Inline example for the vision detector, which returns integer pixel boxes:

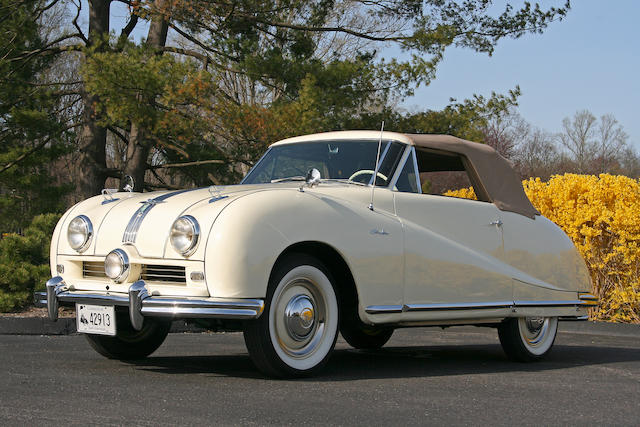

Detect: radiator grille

[141,265,186,283]
[82,261,106,278]
[82,261,186,284]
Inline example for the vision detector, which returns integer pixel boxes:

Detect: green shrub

[0,213,60,312]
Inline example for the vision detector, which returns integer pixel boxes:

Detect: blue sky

[399,0,640,148]
[107,1,639,147]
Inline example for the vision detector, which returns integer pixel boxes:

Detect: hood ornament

[101,188,119,204]
[208,185,228,203]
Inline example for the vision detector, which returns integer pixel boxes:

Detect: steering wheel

[348,169,388,184]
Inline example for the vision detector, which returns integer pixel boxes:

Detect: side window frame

[389,145,422,194]
[408,147,492,203]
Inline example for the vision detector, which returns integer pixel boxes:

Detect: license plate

[76,304,116,336]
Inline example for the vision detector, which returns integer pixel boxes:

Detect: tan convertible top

[405,134,539,219]
[272,130,539,219]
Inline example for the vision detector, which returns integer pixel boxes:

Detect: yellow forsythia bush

[445,174,640,323]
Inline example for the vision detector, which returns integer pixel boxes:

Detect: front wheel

[243,254,339,378]
[84,310,171,360]
[498,316,558,362]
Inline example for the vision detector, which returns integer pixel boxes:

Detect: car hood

[57,184,267,259]
[56,182,373,260]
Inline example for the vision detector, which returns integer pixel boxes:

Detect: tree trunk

[76,0,111,199]
[121,122,151,192]
[121,0,169,192]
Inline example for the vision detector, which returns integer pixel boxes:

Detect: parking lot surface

[1,324,639,425]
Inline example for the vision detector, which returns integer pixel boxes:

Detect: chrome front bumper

[42,276,264,331]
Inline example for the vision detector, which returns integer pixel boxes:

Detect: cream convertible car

[43,131,596,377]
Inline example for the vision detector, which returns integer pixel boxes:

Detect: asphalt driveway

[1,323,639,425]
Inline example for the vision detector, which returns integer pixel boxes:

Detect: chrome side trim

[364,305,403,314]
[559,315,589,321]
[366,299,594,315]
[44,278,264,325]
[513,300,585,307]
[405,301,514,311]
[578,292,598,306]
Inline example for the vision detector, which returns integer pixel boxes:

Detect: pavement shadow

[127,343,640,381]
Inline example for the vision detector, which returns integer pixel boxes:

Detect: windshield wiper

[270,176,305,183]
[323,178,367,186]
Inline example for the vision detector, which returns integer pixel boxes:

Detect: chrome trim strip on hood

[122,188,199,244]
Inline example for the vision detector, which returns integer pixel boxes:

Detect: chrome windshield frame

[389,145,422,194]
[240,140,408,187]
[240,148,272,184]
[366,141,392,186]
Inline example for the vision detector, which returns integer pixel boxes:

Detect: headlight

[170,215,200,256]
[104,249,129,282]
[67,215,93,252]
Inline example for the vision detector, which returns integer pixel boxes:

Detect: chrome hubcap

[272,278,327,359]
[521,316,549,346]
[525,316,545,334]
[284,294,316,341]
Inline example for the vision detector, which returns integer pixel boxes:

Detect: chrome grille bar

[141,265,186,283]
[82,261,106,278]
[82,261,187,284]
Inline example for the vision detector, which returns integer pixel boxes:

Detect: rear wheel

[243,254,339,378]
[341,320,393,349]
[498,316,558,362]
[84,310,171,360]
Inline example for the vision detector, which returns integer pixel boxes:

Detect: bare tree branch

[108,126,129,145]
[71,0,89,45]
[149,159,225,169]
[0,122,80,174]
[120,11,139,40]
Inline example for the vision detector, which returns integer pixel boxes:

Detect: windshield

[242,140,406,186]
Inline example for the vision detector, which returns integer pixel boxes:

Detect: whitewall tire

[243,254,339,377]
[498,316,558,362]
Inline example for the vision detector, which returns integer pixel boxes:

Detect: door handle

[489,220,503,227]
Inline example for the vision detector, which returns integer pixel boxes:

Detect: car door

[392,147,513,313]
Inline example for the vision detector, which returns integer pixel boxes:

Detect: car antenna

[368,121,384,211]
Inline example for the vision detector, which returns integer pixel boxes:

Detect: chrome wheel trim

[517,316,558,356]
[269,265,338,371]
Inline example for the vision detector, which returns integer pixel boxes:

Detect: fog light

[104,249,130,283]
[56,264,64,274]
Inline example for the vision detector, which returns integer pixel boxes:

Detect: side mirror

[305,168,321,187]
[299,168,321,192]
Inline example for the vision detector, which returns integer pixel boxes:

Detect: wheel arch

[271,241,360,322]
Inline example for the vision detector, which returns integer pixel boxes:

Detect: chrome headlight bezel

[104,249,130,283]
[67,215,93,252]
[170,215,200,257]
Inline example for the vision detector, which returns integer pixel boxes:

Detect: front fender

[203,188,404,311]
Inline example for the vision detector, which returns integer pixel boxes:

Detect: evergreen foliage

[0,213,59,312]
